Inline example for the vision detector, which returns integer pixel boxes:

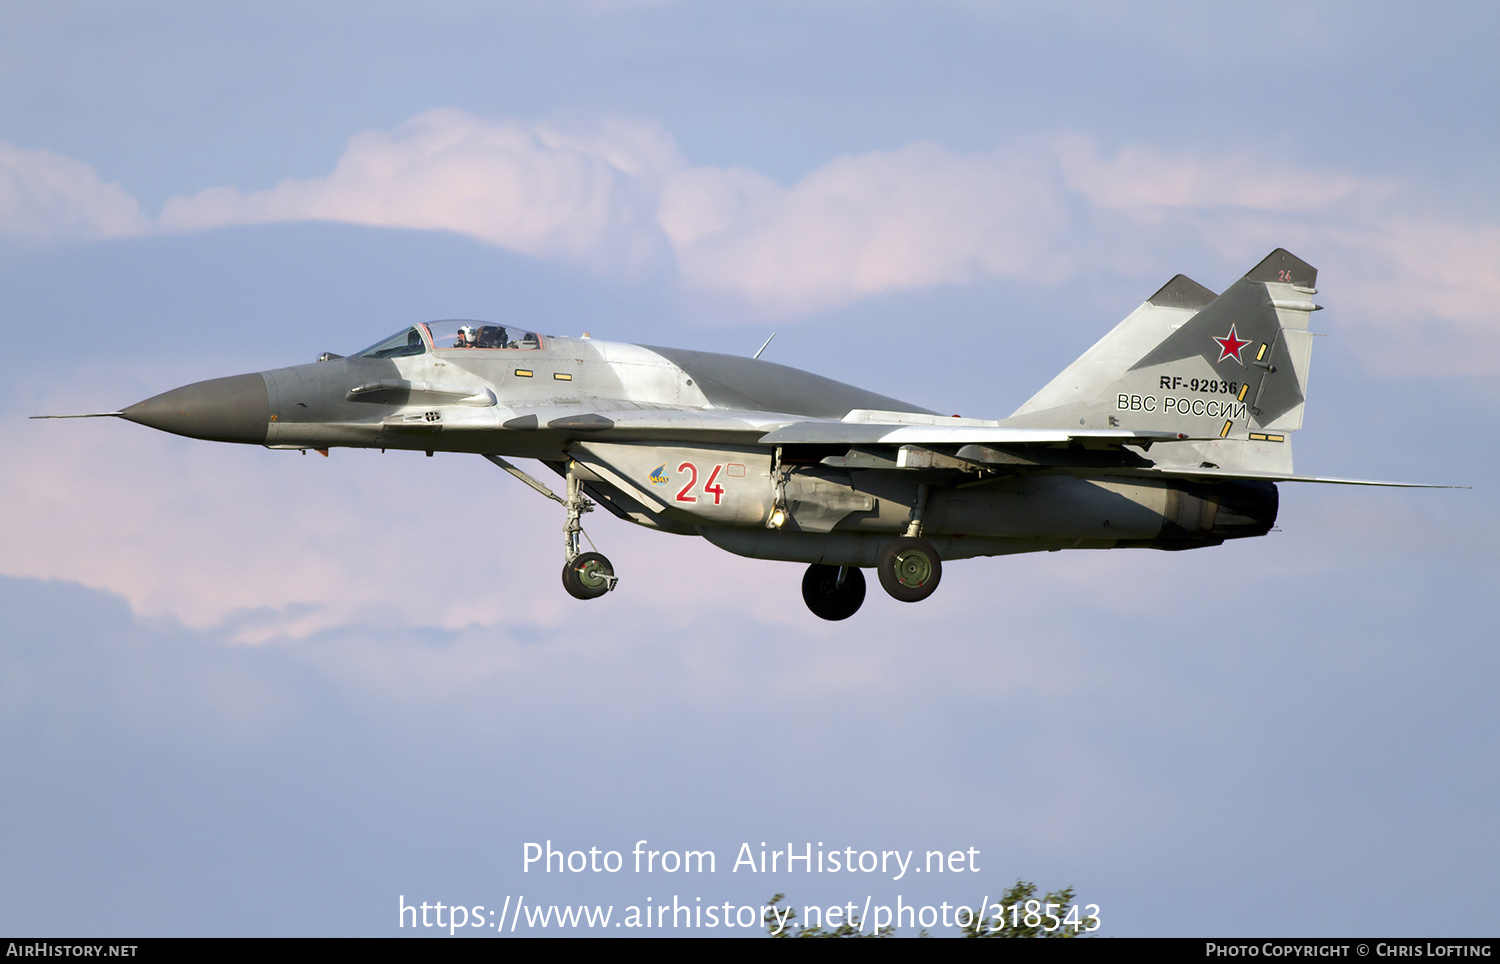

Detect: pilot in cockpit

[475,325,510,349]
[454,325,477,348]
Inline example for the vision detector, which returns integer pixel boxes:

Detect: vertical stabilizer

[1005,250,1321,475]
[1012,273,1218,417]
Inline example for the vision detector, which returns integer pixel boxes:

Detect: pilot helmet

[457,325,476,346]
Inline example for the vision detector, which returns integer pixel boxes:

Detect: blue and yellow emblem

[648,464,669,485]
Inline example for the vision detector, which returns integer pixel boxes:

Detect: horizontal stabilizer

[760,421,1179,447]
[1142,467,1464,488]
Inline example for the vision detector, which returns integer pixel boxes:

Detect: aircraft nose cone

[122,373,271,443]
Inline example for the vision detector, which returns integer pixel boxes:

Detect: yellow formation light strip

[554,372,573,381]
[514,369,533,377]
[1220,420,1233,438]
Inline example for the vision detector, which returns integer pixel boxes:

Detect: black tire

[801,564,866,621]
[877,537,942,602]
[562,552,615,600]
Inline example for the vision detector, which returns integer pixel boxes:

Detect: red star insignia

[1213,324,1251,364]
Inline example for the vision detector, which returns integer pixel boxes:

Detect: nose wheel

[877,537,942,602]
[563,552,616,599]
[802,564,866,620]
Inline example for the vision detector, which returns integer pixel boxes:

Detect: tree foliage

[763,893,893,938]
[959,880,1086,939]
[764,880,1095,938]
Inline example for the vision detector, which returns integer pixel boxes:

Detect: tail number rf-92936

[1158,376,1242,394]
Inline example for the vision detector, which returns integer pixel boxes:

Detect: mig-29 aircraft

[41,249,1433,619]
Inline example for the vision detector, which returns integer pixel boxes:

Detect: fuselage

[96,246,1353,618]
[119,320,1276,570]
[122,324,929,459]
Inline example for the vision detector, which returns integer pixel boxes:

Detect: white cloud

[151,112,1080,313]
[153,113,1078,313]
[148,110,1491,357]
[661,143,1074,313]
[1322,220,1500,375]
[7,112,1499,371]
[1054,135,1388,214]
[157,109,685,272]
[0,143,150,244]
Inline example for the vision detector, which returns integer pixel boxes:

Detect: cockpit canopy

[429,320,543,351]
[355,327,427,359]
[355,321,546,359]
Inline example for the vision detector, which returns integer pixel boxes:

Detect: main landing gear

[800,484,943,619]
[802,565,866,621]
[800,536,943,620]
[879,483,941,603]
[483,454,617,601]
[877,536,942,603]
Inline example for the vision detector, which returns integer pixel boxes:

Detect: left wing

[439,403,808,442]
[754,410,1453,487]
[759,422,1179,447]
[761,407,1178,446]
[449,403,1455,489]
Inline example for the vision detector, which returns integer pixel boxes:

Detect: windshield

[426,320,544,351]
[355,327,427,359]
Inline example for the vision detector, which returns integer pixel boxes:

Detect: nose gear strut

[482,454,617,599]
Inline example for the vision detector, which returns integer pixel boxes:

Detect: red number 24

[675,462,726,505]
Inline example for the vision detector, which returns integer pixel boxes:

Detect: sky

[1,1,1496,938]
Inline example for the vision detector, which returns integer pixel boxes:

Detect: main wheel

[877,537,942,602]
[562,552,615,600]
[801,564,866,621]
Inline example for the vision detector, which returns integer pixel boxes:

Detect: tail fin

[1006,249,1319,474]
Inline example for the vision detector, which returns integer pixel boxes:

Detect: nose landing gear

[484,454,617,601]
[558,463,616,599]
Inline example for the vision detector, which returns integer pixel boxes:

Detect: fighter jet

[40,249,1440,619]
